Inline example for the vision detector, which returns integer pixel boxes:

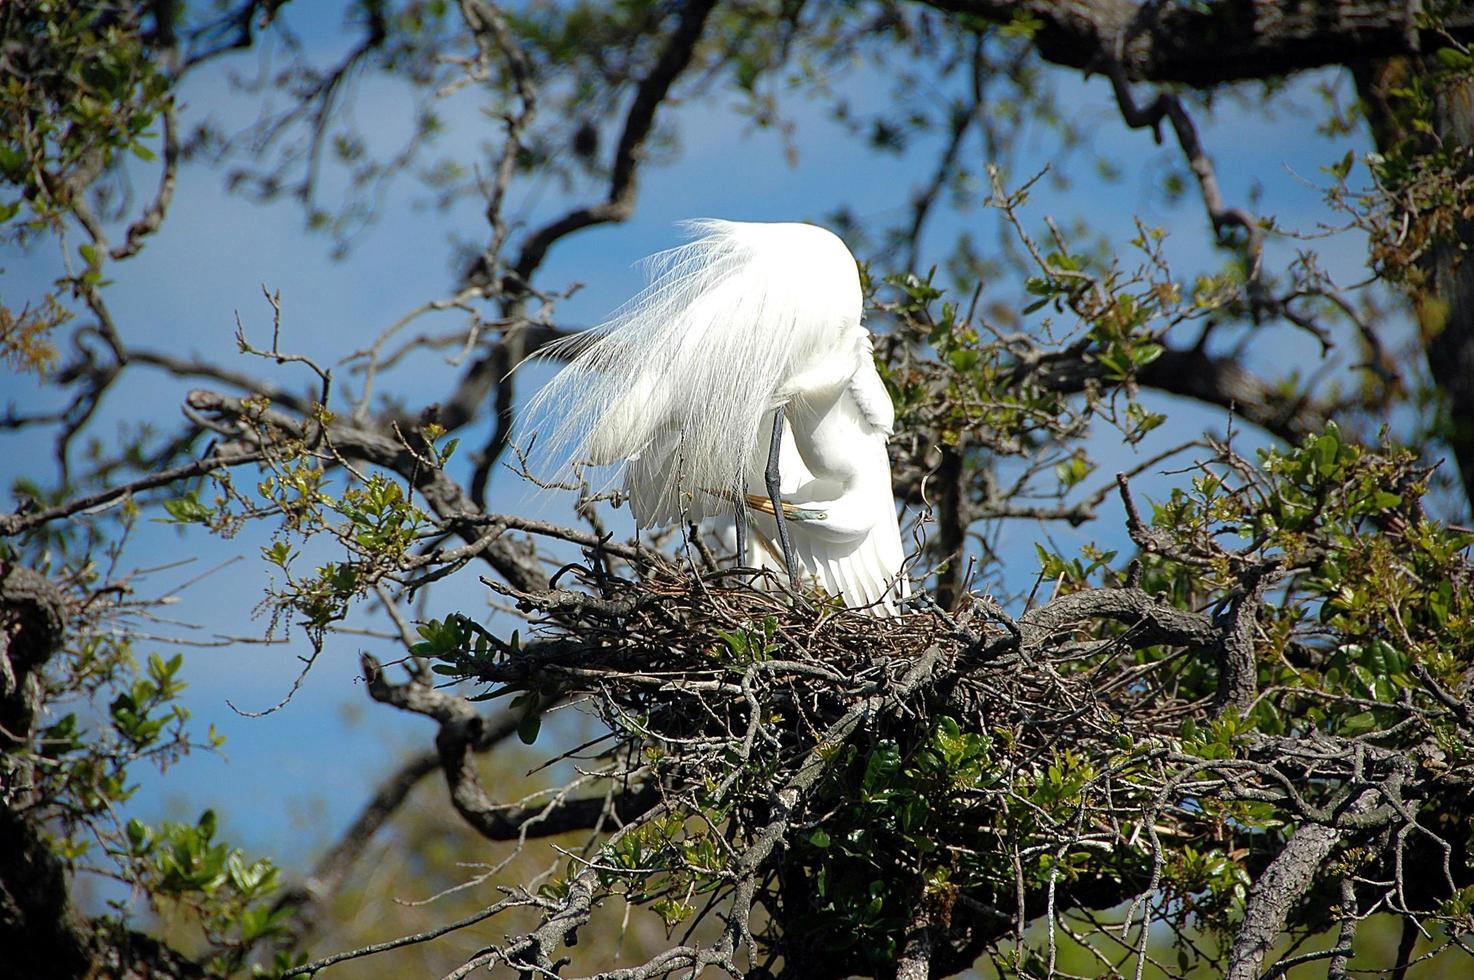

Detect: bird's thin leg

[733,489,748,568]
[766,409,802,590]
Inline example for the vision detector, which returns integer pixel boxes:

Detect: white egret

[525,219,910,616]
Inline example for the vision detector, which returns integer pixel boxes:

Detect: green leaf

[1435,46,1474,71]
[862,742,901,792]
[160,492,212,525]
[517,711,541,745]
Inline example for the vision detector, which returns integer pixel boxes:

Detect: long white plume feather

[522,219,864,526]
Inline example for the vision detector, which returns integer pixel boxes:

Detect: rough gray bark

[1225,820,1346,980]
[933,442,967,610]
[0,806,95,980]
[895,887,939,980]
[918,1,1474,87]
[0,563,66,807]
[0,565,90,979]
[1424,77,1474,504]
[1355,60,1474,506]
[1,565,209,979]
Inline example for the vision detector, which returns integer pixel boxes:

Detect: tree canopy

[3,1,1474,978]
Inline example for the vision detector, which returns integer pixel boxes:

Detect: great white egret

[525,219,910,616]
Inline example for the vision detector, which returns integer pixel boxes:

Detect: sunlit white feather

[523,219,909,616]
[528,220,861,517]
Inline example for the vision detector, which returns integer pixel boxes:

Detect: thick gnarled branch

[918,0,1474,87]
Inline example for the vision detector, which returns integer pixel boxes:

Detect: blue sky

[1,7,1386,894]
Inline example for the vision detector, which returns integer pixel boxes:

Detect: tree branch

[508,0,721,285]
[0,445,266,538]
[1226,818,1348,980]
[1212,567,1270,716]
[1014,586,1219,653]
[362,654,656,841]
[1100,55,1267,303]
[1137,345,1324,442]
[915,0,1474,87]
[896,886,938,980]
[183,389,547,592]
[110,99,180,261]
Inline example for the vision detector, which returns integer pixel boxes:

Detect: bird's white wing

[770,498,909,616]
[520,220,864,520]
[623,424,749,527]
[518,219,908,615]
[846,337,895,436]
[746,385,909,616]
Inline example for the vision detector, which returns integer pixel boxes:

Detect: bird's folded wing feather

[846,354,895,436]
[745,392,909,616]
[746,500,909,617]
[794,507,910,615]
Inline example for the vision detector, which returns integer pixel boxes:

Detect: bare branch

[0,447,265,538]
[1100,57,1266,304]
[110,101,180,261]
[508,0,721,286]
